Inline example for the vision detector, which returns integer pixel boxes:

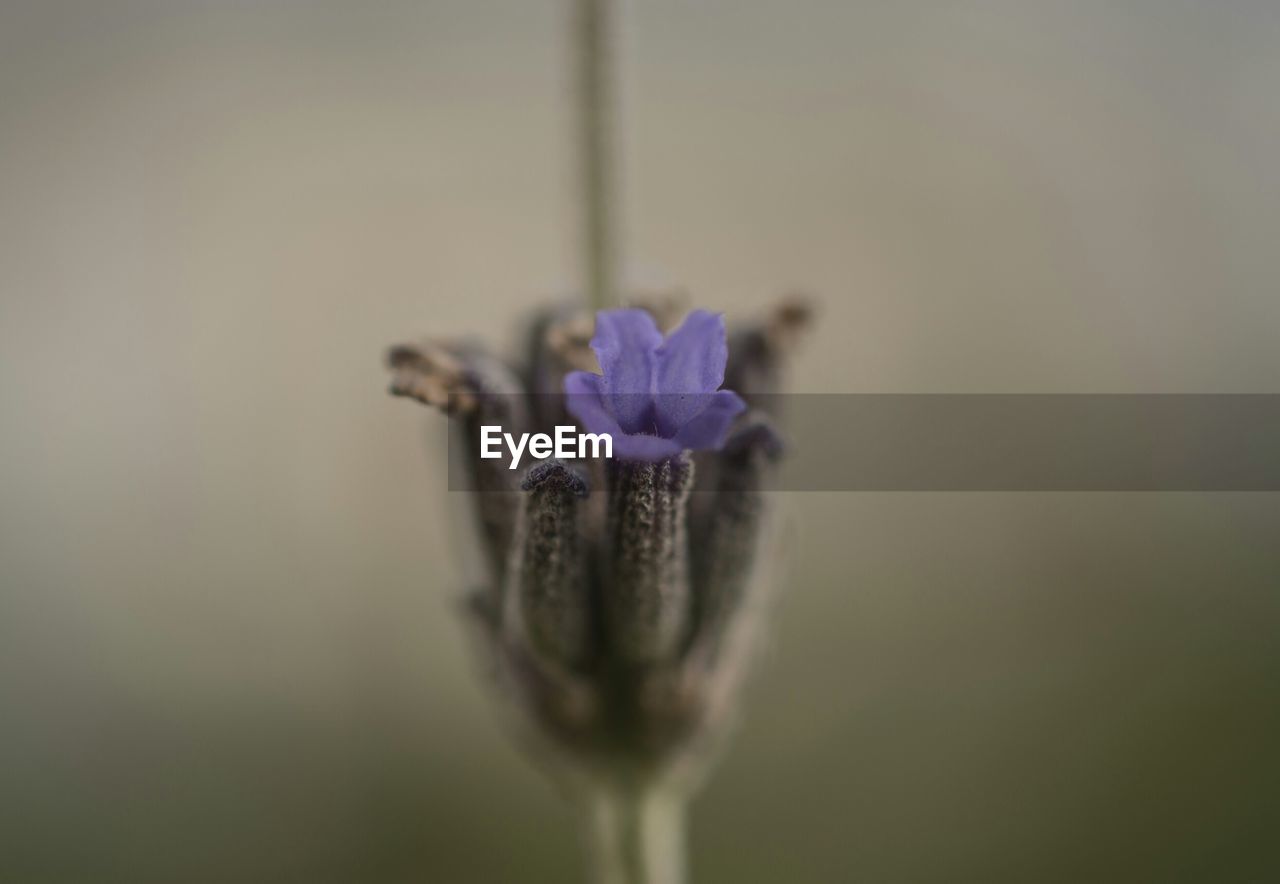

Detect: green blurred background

[2,1,1279,881]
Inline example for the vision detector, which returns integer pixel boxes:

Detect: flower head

[564,308,746,461]
[385,294,810,780]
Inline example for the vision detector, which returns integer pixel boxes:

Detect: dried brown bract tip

[718,292,818,415]
[543,309,598,373]
[386,341,478,414]
[765,292,815,352]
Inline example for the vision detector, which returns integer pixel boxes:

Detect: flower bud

[509,461,593,671]
[687,417,784,666]
[606,457,693,667]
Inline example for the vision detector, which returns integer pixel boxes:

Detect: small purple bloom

[564,308,747,461]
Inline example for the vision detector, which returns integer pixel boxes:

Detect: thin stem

[584,786,687,884]
[574,0,619,311]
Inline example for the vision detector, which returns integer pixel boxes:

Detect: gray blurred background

[2,1,1279,881]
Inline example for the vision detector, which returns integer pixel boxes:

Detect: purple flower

[564,308,747,461]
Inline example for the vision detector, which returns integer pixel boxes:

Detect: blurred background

[3,1,1279,881]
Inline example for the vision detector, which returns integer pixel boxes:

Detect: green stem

[574,0,619,311]
[584,786,687,884]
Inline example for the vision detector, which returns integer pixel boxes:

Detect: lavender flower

[385,296,810,884]
[565,309,746,461]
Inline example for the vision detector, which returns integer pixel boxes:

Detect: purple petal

[672,390,746,451]
[654,310,729,435]
[564,370,624,438]
[591,309,661,432]
[564,372,684,462]
[656,310,727,392]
